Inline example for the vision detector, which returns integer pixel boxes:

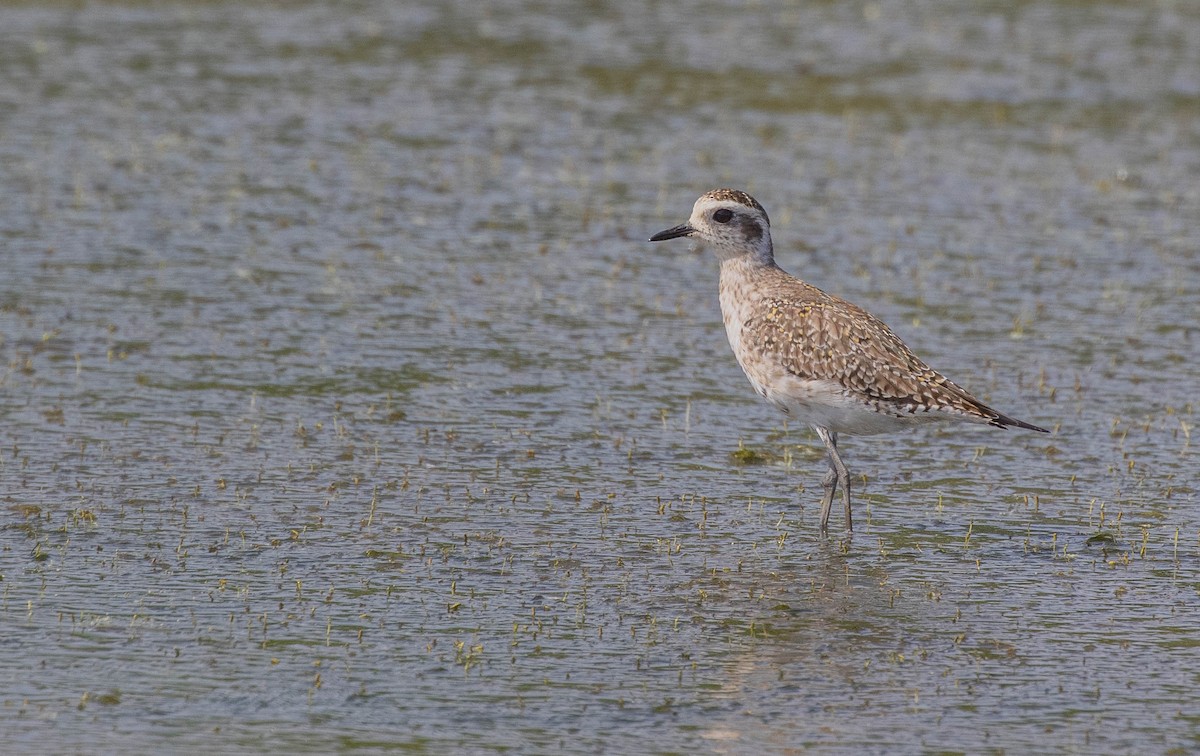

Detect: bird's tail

[990,411,1050,433]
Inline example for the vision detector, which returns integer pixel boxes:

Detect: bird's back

[718,258,1041,433]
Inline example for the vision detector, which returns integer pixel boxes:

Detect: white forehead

[691,196,763,221]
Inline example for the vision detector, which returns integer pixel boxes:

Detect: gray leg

[818,460,838,531]
[815,427,852,532]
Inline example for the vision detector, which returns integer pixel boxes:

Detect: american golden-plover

[650,189,1048,532]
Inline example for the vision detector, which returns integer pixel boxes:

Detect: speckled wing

[743,292,1005,424]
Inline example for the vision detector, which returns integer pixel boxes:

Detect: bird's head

[649,189,773,263]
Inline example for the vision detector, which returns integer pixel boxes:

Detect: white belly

[747,369,937,435]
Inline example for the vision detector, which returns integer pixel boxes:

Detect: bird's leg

[815,428,852,532]
[817,461,838,532]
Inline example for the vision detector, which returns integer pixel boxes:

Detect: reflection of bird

[650,189,1048,532]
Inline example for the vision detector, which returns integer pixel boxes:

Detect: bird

[649,189,1049,532]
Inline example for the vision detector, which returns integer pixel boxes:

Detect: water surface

[1,0,1198,752]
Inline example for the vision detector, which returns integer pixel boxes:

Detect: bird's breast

[717,271,760,368]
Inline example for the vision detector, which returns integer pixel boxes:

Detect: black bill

[649,223,695,242]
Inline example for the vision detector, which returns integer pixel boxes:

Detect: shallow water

[1,0,1198,752]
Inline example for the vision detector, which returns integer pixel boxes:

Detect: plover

[650,189,1048,532]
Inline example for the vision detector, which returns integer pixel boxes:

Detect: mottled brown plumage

[727,263,1035,428]
[650,189,1048,532]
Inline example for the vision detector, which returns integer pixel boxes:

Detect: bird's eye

[713,209,733,223]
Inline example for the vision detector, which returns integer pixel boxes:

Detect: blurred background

[1,0,1197,751]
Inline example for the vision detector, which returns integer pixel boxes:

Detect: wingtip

[992,415,1050,433]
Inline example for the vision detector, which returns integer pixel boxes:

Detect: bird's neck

[718,256,775,321]
[719,251,777,280]
[710,239,774,266]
